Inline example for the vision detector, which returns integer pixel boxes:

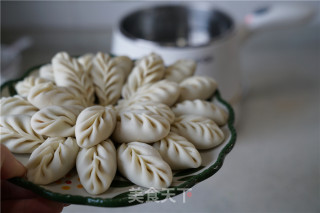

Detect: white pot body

[111,3,315,124]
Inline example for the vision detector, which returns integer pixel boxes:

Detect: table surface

[2,22,319,213]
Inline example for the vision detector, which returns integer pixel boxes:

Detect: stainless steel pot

[111,4,314,114]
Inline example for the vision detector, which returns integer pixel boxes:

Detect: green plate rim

[1,64,237,207]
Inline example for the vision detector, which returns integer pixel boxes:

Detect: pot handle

[239,4,316,41]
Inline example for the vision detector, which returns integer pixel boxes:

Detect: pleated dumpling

[91,52,125,105]
[121,53,165,99]
[122,101,175,124]
[164,59,196,83]
[27,82,85,109]
[78,53,94,73]
[76,139,117,195]
[27,137,79,185]
[31,105,83,137]
[128,80,180,107]
[0,115,44,153]
[52,52,95,106]
[75,105,116,148]
[112,55,133,79]
[0,95,38,116]
[117,142,172,189]
[153,132,202,170]
[171,115,225,150]
[172,99,228,126]
[39,64,55,81]
[15,76,49,97]
[112,110,170,143]
[178,76,217,102]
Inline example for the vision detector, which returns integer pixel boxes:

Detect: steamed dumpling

[75,105,116,148]
[91,52,125,105]
[27,82,85,109]
[178,76,217,102]
[153,132,202,170]
[164,59,196,83]
[0,115,44,153]
[121,101,175,124]
[117,142,172,189]
[172,99,228,126]
[112,110,170,143]
[78,53,94,74]
[15,76,49,97]
[76,139,117,195]
[122,53,165,99]
[31,105,83,137]
[52,52,95,106]
[0,95,38,116]
[112,55,133,79]
[127,80,180,107]
[27,137,79,185]
[39,64,55,81]
[171,115,225,150]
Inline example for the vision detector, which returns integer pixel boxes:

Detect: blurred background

[1,1,319,213]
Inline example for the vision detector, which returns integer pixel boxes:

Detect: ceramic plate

[0,64,236,207]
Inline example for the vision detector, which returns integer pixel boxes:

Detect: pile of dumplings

[0,52,228,195]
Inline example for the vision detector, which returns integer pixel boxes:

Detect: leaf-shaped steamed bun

[112,55,133,79]
[52,52,95,106]
[122,53,165,99]
[122,101,175,124]
[117,142,172,189]
[15,76,49,97]
[164,59,196,83]
[91,52,125,105]
[78,53,94,73]
[153,132,202,170]
[27,137,79,185]
[39,64,55,81]
[0,115,44,153]
[27,82,85,109]
[0,95,38,116]
[112,110,170,143]
[171,115,225,150]
[178,76,217,102]
[75,105,116,148]
[76,139,117,195]
[172,99,228,126]
[31,105,83,137]
[128,80,180,107]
